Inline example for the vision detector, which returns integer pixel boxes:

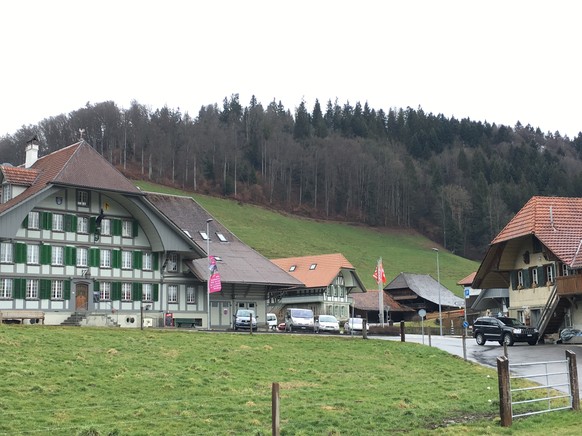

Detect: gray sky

[1,1,580,138]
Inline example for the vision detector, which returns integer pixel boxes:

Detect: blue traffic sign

[464,288,470,298]
[463,321,469,329]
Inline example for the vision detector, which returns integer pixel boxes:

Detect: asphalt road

[375,334,582,397]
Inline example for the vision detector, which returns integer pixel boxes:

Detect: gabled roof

[352,290,414,312]
[146,193,302,288]
[385,272,465,308]
[0,166,39,186]
[492,196,582,267]
[271,253,361,289]
[0,141,143,215]
[457,272,476,287]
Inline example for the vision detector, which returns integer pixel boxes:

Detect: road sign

[418,309,426,318]
[464,288,470,298]
[463,320,469,329]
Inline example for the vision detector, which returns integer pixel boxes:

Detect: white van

[266,313,278,330]
[285,308,314,332]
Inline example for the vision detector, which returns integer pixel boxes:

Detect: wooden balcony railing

[556,275,582,296]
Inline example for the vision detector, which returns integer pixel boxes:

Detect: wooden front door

[76,283,88,311]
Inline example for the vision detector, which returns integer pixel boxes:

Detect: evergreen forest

[2,95,582,259]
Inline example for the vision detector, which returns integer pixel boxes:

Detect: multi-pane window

[52,214,64,231]
[27,245,39,264]
[166,253,178,272]
[122,283,132,301]
[547,265,555,284]
[0,242,13,263]
[28,211,40,229]
[77,190,89,206]
[2,184,12,203]
[26,279,39,299]
[77,247,88,267]
[51,280,63,299]
[517,270,524,287]
[121,251,132,269]
[101,219,111,235]
[186,286,196,303]
[77,216,88,234]
[168,285,178,303]
[532,268,539,286]
[52,246,64,266]
[100,249,111,268]
[0,278,13,298]
[100,282,111,301]
[122,220,133,237]
[142,283,152,302]
[143,252,152,270]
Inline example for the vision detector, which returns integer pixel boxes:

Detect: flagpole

[378,258,384,327]
[206,218,213,330]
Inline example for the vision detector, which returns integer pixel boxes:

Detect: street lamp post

[206,218,213,330]
[432,248,443,336]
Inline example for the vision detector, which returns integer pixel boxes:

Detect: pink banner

[209,272,222,293]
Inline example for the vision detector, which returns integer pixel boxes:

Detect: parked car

[266,313,278,331]
[473,316,538,346]
[277,322,286,331]
[285,308,315,332]
[344,317,369,334]
[233,309,258,331]
[314,315,340,333]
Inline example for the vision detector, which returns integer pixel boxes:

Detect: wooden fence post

[363,319,368,339]
[400,321,405,342]
[566,350,580,411]
[272,382,280,436]
[428,327,432,347]
[497,356,512,427]
[250,314,253,335]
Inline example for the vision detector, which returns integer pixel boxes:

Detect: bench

[174,318,202,328]
[0,310,45,325]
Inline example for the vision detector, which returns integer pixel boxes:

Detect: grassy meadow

[134,181,478,294]
[3,325,581,436]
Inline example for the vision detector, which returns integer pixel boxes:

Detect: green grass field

[134,181,478,294]
[2,326,581,435]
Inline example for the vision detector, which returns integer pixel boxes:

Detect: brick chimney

[25,135,39,168]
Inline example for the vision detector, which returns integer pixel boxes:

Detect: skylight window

[183,229,192,238]
[216,232,227,242]
[199,231,208,240]
[309,263,317,270]
[289,265,296,272]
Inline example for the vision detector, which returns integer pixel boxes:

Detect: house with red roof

[473,196,582,340]
[0,138,300,328]
[271,253,366,322]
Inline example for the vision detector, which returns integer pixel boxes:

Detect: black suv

[473,316,539,346]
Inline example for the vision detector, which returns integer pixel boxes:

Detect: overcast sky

[1,1,580,138]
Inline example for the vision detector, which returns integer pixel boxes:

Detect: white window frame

[121,251,132,269]
[532,268,538,286]
[122,283,132,301]
[52,246,64,266]
[77,216,89,234]
[142,283,152,302]
[51,280,63,300]
[77,247,88,267]
[28,211,40,229]
[517,270,524,287]
[2,184,12,203]
[143,252,152,271]
[167,284,178,303]
[52,214,64,231]
[122,220,133,238]
[166,253,178,272]
[77,190,89,207]
[100,249,111,268]
[100,219,111,236]
[186,286,196,303]
[0,278,13,299]
[547,265,554,284]
[0,242,13,263]
[26,279,39,299]
[27,245,39,264]
[100,282,111,301]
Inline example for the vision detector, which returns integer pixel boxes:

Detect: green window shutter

[41,212,52,230]
[153,253,159,271]
[153,283,159,301]
[64,214,77,232]
[113,219,122,236]
[65,246,76,266]
[132,282,142,301]
[94,281,100,293]
[133,251,142,269]
[132,220,139,237]
[112,282,121,301]
[537,266,546,285]
[510,271,518,290]
[112,250,121,268]
[22,215,29,228]
[14,243,26,263]
[64,280,71,300]
[40,245,51,265]
[13,278,25,299]
[40,279,51,299]
[523,269,531,288]
[89,217,96,234]
[89,248,99,267]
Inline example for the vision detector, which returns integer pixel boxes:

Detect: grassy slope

[135,181,479,294]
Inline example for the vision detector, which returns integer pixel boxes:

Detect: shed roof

[385,272,465,308]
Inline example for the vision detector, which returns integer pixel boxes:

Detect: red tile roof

[271,253,355,288]
[457,272,476,286]
[0,166,39,186]
[492,196,582,267]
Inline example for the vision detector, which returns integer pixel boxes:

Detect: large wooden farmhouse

[0,139,301,328]
[473,196,582,340]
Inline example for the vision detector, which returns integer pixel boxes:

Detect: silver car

[315,315,340,333]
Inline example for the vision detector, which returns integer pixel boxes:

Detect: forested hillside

[2,95,582,259]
